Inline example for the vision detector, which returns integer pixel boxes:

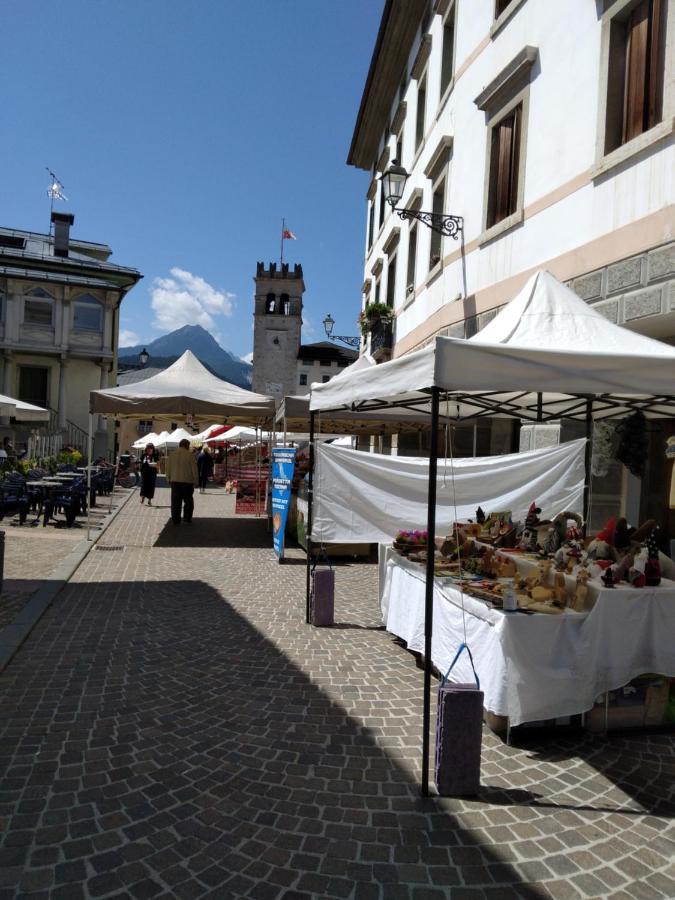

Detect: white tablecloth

[381,551,675,726]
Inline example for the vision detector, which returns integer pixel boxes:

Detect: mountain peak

[119,324,251,388]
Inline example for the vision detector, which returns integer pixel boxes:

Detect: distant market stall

[89,350,276,528]
[308,270,675,795]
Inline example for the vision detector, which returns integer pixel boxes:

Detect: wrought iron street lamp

[139,348,149,367]
[323,313,360,348]
[381,160,463,239]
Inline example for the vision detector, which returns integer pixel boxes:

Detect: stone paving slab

[0,484,673,899]
[0,490,128,633]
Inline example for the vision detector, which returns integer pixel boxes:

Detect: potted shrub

[357,301,393,337]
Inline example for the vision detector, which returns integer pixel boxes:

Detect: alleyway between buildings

[0,486,674,900]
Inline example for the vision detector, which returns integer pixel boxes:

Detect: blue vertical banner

[271,447,297,560]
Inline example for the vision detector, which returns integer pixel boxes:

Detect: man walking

[166,438,198,525]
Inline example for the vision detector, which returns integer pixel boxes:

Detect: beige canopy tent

[91,350,275,423]
[87,350,276,537]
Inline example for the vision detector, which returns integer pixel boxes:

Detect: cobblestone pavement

[0,494,126,632]
[0,485,674,900]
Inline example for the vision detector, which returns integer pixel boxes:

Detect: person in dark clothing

[140,444,159,506]
[196,446,214,494]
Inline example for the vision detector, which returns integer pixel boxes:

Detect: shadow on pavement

[0,578,548,899]
[154,516,271,549]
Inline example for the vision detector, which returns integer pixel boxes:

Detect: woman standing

[140,443,159,506]
[197,445,214,494]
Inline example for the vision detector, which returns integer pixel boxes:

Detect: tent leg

[583,399,593,534]
[86,413,94,542]
[306,410,315,624]
[422,388,440,797]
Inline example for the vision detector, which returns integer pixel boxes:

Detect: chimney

[51,211,75,258]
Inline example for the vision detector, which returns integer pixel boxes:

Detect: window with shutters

[487,106,522,228]
[367,200,375,250]
[475,47,535,243]
[415,76,427,150]
[378,179,386,229]
[429,178,446,269]
[386,253,397,308]
[605,0,667,153]
[406,225,418,298]
[595,0,673,173]
[440,4,456,99]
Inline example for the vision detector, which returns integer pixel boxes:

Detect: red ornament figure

[644,529,661,587]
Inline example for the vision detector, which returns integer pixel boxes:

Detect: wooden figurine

[573,569,591,611]
[553,571,567,607]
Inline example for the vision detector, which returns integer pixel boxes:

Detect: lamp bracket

[330,334,361,348]
[396,207,463,239]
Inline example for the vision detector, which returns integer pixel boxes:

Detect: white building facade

[350,0,675,526]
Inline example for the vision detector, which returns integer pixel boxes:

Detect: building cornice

[347,0,428,171]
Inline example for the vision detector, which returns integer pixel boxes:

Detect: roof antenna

[46,167,68,234]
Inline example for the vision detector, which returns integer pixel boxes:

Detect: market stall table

[381,549,675,730]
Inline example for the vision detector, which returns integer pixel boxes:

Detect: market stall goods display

[388,507,672,616]
[381,546,675,728]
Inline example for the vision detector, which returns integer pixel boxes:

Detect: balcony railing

[369,318,393,358]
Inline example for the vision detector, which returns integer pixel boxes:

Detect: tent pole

[86,412,94,541]
[583,399,593,534]
[422,387,440,797]
[306,410,315,624]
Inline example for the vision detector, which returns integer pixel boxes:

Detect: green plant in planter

[357,301,393,337]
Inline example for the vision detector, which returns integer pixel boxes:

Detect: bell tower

[252,261,304,400]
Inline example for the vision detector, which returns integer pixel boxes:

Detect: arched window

[24,287,54,326]
[73,293,103,331]
[266,293,276,313]
[280,293,290,315]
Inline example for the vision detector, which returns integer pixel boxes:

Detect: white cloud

[242,351,253,364]
[119,329,140,347]
[151,267,234,332]
[302,314,316,338]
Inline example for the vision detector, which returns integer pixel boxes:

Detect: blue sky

[2,1,383,359]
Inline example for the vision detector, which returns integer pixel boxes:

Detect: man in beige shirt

[165,438,199,525]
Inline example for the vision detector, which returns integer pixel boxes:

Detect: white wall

[362,0,675,350]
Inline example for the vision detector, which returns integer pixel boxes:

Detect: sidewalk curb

[0,487,137,675]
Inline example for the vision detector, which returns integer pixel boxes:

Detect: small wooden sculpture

[553,571,567,607]
[573,569,591,611]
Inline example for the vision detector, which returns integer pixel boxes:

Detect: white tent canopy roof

[277,354,447,433]
[156,427,194,448]
[310,271,675,422]
[0,394,49,422]
[91,350,275,423]
[132,431,160,449]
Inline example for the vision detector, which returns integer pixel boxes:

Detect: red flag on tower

[282,228,296,240]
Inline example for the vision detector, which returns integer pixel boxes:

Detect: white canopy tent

[0,394,49,422]
[311,271,675,423]
[132,432,160,450]
[307,269,675,796]
[276,354,448,434]
[156,427,194,449]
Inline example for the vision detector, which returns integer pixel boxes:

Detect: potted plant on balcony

[357,301,393,337]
